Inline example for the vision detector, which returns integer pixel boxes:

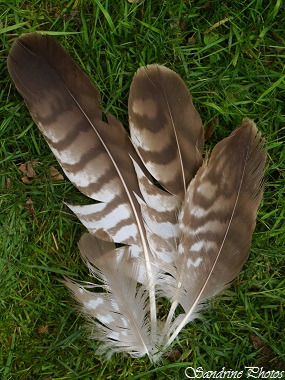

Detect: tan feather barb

[7,33,266,362]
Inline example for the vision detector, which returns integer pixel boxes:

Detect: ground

[1,1,284,379]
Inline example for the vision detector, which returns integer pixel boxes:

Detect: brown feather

[129,65,204,198]
[7,33,144,249]
[162,119,266,347]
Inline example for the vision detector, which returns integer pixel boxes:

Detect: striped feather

[7,33,159,353]
[7,34,142,246]
[129,64,204,198]
[162,119,266,347]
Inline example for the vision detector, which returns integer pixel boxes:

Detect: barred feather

[129,64,204,198]
[7,33,159,353]
[162,119,266,347]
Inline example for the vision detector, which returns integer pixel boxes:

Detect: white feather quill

[7,33,266,362]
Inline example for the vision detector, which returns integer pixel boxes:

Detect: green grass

[1,0,284,378]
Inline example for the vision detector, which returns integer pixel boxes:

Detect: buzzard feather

[7,32,159,353]
[129,64,204,198]
[161,119,266,348]
[7,33,266,362]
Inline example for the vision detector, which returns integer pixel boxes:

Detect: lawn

[1,1,284,379]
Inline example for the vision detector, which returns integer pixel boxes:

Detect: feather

[7,33,266,362]
[129,64,204,198]
[7,32,159,354]
[64,233,153,359]
[161,119,266,348]
[128,65,204,266]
